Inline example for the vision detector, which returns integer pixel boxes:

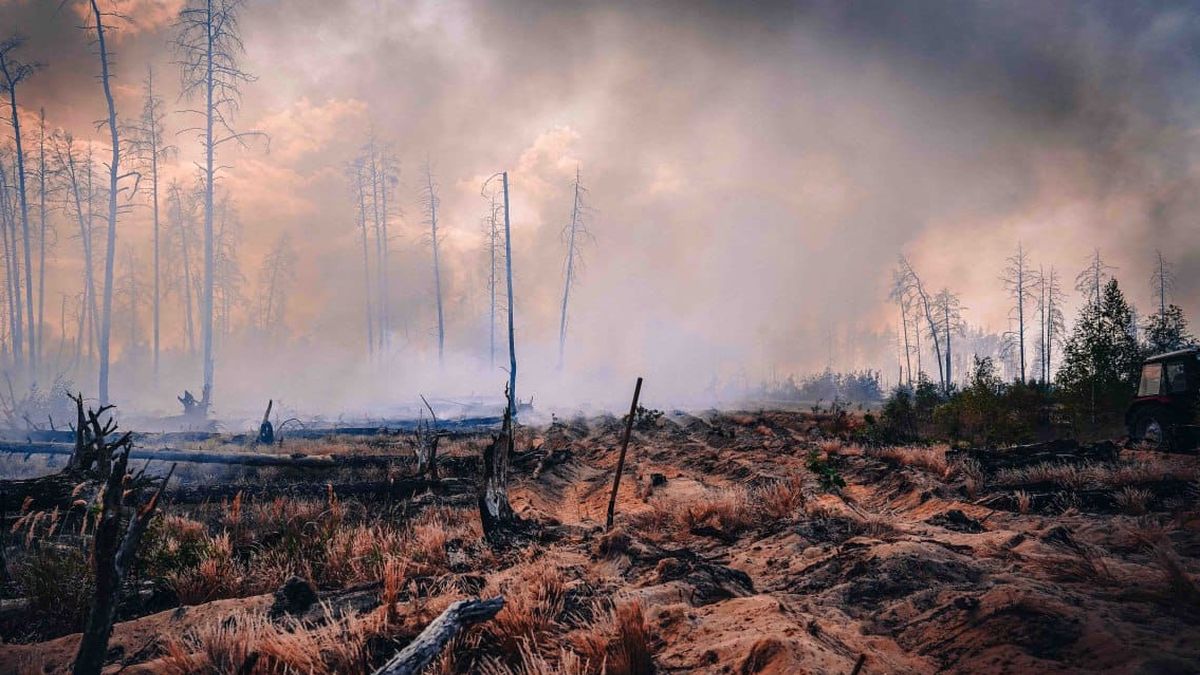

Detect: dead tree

[73,426,174,675]
[50,132,102,363]
[212,193,245,343]
[0,36,39,371]
[478,387,515,540]
[175,0,267,411]
[85,0,124,406]
[896,256,945,393]
[930,289,963,389]
[348,157,374,355]
[0,156,22,365]
[1035,265,1065,384]
[1150,250,1176,319]
[888,268,915,387]
[35,108,49,370]
[372,597,505,675]
[1001,243,1035,383]
[1074,248,1115,309]
[128,65,174,379]
[481,191,503,368]
[557,166,591,370]
[486,173,517,414]
[422,160,445,365]
[255,231,295,337]
[416,394,439,480]
[164,179,197,354]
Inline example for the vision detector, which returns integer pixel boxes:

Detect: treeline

[759,369,884,404]
[866,275,1195,446]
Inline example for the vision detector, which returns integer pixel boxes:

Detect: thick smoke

[2,0,1199,418]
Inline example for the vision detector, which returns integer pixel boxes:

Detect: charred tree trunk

[478,393,515,540]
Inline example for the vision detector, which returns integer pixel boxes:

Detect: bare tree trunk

[898,303,911,387]
[503,172,516,415]
[370,146,384,352]
[4,64,34,373]
[425,164,444,366]
[93,0,121,407]
[557,168,581,370]
[36,109,46,375]
[378,154,390,351]
[488,194,497,369]
[148,71,161,380]
[0,162,19,365]
[356,164,374,355]
[200,0,215,411]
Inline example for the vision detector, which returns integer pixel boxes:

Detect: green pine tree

[1056,279,1142,425]
[1143,304,1195,354]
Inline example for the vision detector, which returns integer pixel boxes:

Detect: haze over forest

[0,0,1198,417]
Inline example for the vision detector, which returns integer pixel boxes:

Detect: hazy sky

[1,0,1198,413]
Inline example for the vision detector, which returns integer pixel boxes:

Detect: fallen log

[165,477,475,504]
[0,415,505,446]
[372,596,505,675]
[0,441,481,473]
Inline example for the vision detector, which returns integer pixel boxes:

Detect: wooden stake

[606,377,643,531]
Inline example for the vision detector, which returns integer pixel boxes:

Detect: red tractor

[1126,348,1199,450]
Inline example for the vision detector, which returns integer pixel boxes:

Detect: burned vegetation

[0,400,1198,674]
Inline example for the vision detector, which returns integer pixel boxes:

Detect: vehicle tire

[1131,407,1171,451]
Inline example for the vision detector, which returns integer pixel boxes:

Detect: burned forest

[1,1,1200,673]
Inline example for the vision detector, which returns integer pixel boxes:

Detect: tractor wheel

[1131,407,1171,451]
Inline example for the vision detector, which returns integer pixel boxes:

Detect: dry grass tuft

[1014,490,1031,515]
[867,445,949,477]
[1116,487,1152,515]
[757,474,807,520]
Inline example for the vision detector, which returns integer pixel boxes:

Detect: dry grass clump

[757,474,807,520]
[1014,490,1032,514]
[626,474,809,542]
[866,445,949,477]
[817,439,863,457]
[1116,487,1152,515]
[153,598,437,675]
[481,559,569,660]
[565,601,654,675]
[954,459,985,499]
[994,459,1196,491]
[138,498,484,607]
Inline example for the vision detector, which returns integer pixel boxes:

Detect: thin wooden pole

[606,377,642,530]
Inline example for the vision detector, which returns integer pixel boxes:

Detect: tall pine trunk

[93,0,121,406]
[200,0,215,409]
[502,172,516,416]
[557,171,581,370]
[426,167,444,366]
[36,110,46,374]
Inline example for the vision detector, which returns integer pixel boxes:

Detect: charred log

[372,596,505,675]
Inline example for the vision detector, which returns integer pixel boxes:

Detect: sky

[0,0,1199,417]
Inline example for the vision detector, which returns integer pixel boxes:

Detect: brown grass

[866,445,949,477]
